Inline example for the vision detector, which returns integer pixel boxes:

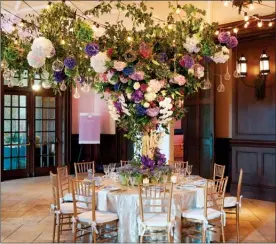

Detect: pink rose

[113,61,127,71]
[148,79,163,93]
[98,73,108,83]
[170,74,187,86]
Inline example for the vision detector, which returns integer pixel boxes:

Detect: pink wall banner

[79,113,100,144]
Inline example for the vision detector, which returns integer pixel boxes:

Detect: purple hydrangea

[141,156,155,169]
[146,107,160,117]
[85,43,99,57]
[54,71,66,83]
[155,148,166,166]
[122,66,135,76]
[114,101,122,113]
[132,90,144,103]
[158,52,168,63]
[226,36,238,49]
[179,55,194,69]
[218,31,230,44]
[136,104,147,116]
[64,57,76,70]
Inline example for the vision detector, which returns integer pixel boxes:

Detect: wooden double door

[182,84,214,179]
[1,90,68,180]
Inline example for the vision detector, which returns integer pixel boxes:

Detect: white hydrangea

[27,51,46,68]
[144,92,156,102]
[183,34,201,54]
[118,95,130,116]
[31,37,54,57]
[90,52,110,73]
[211,46,230,64]
[159,97,173,124]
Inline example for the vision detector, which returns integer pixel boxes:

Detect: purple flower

[64,57,76,70]
[158,52,168,63]
[85,43,99,57]
[218,31,230,44]
[122,66,135,76]
[146,107,160,117]
[114,101,122,113]
[154,148,166,166]
[179,55,194,69]
[136,104,147,116]
[132,90,144,103]
[226,36,238,49]
[129,71,145,81]
[54,71,66,83]
[141,156,155,169]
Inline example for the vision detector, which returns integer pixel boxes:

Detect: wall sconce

[260,50,270,76]
[238,54,247,77]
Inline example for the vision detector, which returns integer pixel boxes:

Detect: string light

[249,3,254,10]
[233,28,238,33]
[168,24,173,30]
[127,36,133,42]
[14,38,18,45]
[47,1,52,10]
[32,83,41,91]
[19,20,25,27]
[257,21,263,28]
[244,22,249,28]
[227,31,231,35]
[268,22,273,27]
[224,1,229,7]
[244,12,249,22]
[215,30,219,35]
[176,8,181,14]
[61,39,65,45]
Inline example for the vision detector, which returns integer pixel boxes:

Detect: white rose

[183,34,201,54]
[188,69,194,75]
[133,82,140,90]
[144,92,156,102]
[90,52,110,73]
[143,102,150,108]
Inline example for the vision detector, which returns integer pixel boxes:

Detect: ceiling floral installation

[1,1,238,179]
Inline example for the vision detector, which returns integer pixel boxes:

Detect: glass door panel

[34,96,56,169]
[3,94,28,171]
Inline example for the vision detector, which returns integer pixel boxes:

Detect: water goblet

[87,169,93,180]
[103,165,110,178]
[187,165,193,178]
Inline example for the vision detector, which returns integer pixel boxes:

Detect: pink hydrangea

[148,79,163,93]
[129,71,145,81]
[170,74,186,86]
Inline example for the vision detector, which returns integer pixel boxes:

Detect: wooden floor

[1,176,275,243]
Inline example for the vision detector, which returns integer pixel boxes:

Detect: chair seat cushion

[77,211,118,224]
[137,213,172,227]
[224,196,237,208]
[182,208,222,222]
[63,193,73,202]
[59,203,74,214]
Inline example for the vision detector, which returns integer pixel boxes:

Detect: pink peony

[113,61,127,71]
[146,107,160,117]
[129,71,145,81]
[170,74,186,86]
[148,79,163,93]
[98,73,108,83]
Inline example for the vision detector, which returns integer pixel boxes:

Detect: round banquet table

[95,176,207,243]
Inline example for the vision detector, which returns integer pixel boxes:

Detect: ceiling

[1,1,275,31]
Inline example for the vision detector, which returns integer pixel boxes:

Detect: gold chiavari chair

[213,163,225,180]
[169,160,188,173]
[120,160,130,167]
[138,183,174,243]
[74,161,95,180]
[224,169,243,243]
[71,179,119,243]
[50,172,74,243]
[57,166,73,202]
[182,177,228,243]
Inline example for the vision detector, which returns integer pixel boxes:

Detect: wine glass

[187,165,193,178]
[103,165,110,178]
[87,169,93,180]
[109,163,116,173]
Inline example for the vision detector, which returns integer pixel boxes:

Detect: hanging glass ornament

[60,81,67,91]
[201,78,212,90]
[224,63,231,80]
[42,80,52,89]
[41,70,50,80]
[52,60,64,72]
[233,62,240,78]
[3,69,13,81]
[18,80,24,87]
[217,76,225,93]
[7,80,14,88]
[47,48,56,58]
[80,82,91,93]
[73,87,80,99]
[124,49,137,62]
[75,75,85,84]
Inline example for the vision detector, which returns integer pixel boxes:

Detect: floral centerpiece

[1,1,238,182]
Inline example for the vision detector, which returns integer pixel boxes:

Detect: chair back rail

[50,172,60,209]
[57,166,70,199]
[74,161,95,180]
[213,163,226,180]
[120,160,131,167]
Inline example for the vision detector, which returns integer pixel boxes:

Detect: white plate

[103,186,121,191]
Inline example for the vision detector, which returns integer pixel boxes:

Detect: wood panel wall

[231,32,276,201]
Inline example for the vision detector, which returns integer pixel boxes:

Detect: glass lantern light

[260,50,270,76]
[238,54,247,77]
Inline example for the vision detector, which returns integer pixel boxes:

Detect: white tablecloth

[95,176,206,243]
